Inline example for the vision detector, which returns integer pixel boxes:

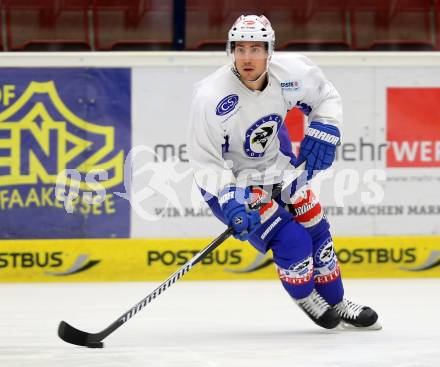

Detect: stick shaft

[120,227,234,324]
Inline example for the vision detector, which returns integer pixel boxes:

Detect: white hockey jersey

[188,53,342,197]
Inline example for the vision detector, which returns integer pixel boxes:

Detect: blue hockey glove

[218,186,261,241]
[298,121,340,180]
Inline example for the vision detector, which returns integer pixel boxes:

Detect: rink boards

[0,53,439,283]
[0,236,438,282]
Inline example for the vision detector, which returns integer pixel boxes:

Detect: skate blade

[336,321,383,331]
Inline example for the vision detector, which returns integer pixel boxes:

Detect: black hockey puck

[86,342,104,349]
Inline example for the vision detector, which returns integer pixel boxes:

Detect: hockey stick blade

[58,320,105,347]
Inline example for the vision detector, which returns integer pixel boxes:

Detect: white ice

[1,279,439,367]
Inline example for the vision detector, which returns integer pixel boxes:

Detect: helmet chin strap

[245,68,268,84]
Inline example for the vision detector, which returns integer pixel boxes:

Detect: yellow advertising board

[0,236,438,282]
[334,237,439,278]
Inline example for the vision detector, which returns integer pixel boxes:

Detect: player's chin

[239,69,257,79]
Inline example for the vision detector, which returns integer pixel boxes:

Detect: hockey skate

[296,289,341,329]
[334,298,382,330]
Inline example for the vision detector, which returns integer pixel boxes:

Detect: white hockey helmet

[226,15,275,57]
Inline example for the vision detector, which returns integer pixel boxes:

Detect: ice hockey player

[188,14,381,330]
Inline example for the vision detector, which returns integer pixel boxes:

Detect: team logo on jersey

[216,94,239,116]
[244,114,282,157]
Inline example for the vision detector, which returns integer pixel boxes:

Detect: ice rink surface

[1,279,439,367]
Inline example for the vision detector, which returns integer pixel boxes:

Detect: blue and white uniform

[188,54,344,306]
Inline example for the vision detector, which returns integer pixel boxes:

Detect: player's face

[234,41,268,82]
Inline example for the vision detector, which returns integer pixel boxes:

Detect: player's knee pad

[247,187,293,253]
[289,187,324,228]
[287,186,331,244]
[269,220,314,299]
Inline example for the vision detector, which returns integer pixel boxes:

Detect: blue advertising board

[0,68,131,238]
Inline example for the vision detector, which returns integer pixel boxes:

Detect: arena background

[0,2,438,279]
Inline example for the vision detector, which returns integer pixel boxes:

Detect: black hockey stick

[58,165,306,348]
